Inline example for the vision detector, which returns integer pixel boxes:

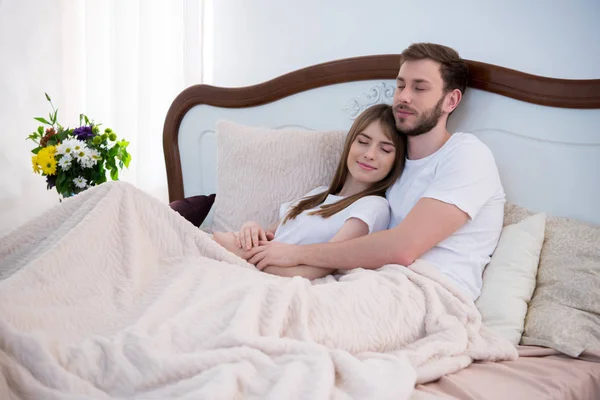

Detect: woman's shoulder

[350,195,390,210]
[346,195,391,233]
[304,186,329,198]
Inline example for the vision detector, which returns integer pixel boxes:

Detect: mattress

[414,346,600,400]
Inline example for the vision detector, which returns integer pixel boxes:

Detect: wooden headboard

[163,55,600,226]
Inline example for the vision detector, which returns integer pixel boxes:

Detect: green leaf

[45,93,51,102]
[58,130,68,141]
[106,159,116,172]
[32,146,42,154]
[123,152,131,168]
[56,172,66,187]
[34,117,52,125]
[110,168,119,180]
[108,146,119,158]
[47,136,59,146]
[96,170,107,184]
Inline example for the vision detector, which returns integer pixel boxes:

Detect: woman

[214,103,406,279]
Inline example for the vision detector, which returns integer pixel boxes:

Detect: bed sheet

[414,346,600,400]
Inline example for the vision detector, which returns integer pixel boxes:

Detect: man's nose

[395,87,411,104]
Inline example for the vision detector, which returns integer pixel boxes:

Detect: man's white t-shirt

[386,132,505,300]
[273,186,391,246]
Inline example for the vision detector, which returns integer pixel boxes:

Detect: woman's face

[346,120,397,185]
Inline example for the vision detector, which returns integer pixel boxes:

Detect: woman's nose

[364,146,376,160]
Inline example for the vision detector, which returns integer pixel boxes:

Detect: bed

[163,54,600,399]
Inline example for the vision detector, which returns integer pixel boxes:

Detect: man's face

[392,59,447,136]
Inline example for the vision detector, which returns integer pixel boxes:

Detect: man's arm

[261,217,368,277]
[246,198,468,270]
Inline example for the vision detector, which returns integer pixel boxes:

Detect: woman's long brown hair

[282,103,406,224]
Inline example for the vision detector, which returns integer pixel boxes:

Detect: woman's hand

[245,241,301,270]
[237,221,274,250]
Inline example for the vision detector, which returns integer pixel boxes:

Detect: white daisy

[74,146,92,163]
[72,140,87,154]
[86,149,101,167]
[78,148,101,169]
[56,138,79,156]
[58,156,72,170]
[89,149,101,161]
[80,157,95,169]
[73,177,87,188]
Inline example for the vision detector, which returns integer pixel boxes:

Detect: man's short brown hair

[400,43,469,96]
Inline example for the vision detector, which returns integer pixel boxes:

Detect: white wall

[212,0,600,86]
[206,0,600,224]
[1,0,598,236]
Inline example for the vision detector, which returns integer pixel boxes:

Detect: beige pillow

[210,120,347,233]
[503,203,536,227]
[503,204,600,356]
[476,212,546,345]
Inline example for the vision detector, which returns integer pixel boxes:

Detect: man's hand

[244,241,301,271]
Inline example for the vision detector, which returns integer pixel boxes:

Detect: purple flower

[46,174,57,189]
[73,125,95,141]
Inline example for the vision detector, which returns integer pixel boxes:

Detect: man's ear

[444,89,462,114]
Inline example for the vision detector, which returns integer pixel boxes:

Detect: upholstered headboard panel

[163,55,600,226]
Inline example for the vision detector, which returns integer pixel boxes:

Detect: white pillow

[210,120,347,233]
[476,212,546,345]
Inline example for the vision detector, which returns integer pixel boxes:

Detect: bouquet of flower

[27,93,131,199]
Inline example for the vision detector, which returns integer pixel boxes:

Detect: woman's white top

[273,186,391,245]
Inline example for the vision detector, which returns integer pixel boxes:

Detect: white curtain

[59,0,209,200]
[0,0,210,235]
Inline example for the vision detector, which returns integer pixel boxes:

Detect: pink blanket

[0,181,517,399]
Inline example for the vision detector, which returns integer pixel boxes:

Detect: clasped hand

[232,221,300,270]
[235,221,274,250]
[243,241,300,271]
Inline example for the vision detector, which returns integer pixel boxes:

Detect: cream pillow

[476,212,546,345]
[499,203,600,356]
[210,120,347,233]
[521,215,600,356]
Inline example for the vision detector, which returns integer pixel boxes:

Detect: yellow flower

[40,157,57,175]
[31,155,42,174]
[37,147,57,175]
[37,146,53,161]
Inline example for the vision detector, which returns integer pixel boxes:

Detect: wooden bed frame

[163,54,600,209]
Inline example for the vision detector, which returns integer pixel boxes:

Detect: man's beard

[395,96,444,137]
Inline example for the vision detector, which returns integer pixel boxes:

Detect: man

[245,43,505,301]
